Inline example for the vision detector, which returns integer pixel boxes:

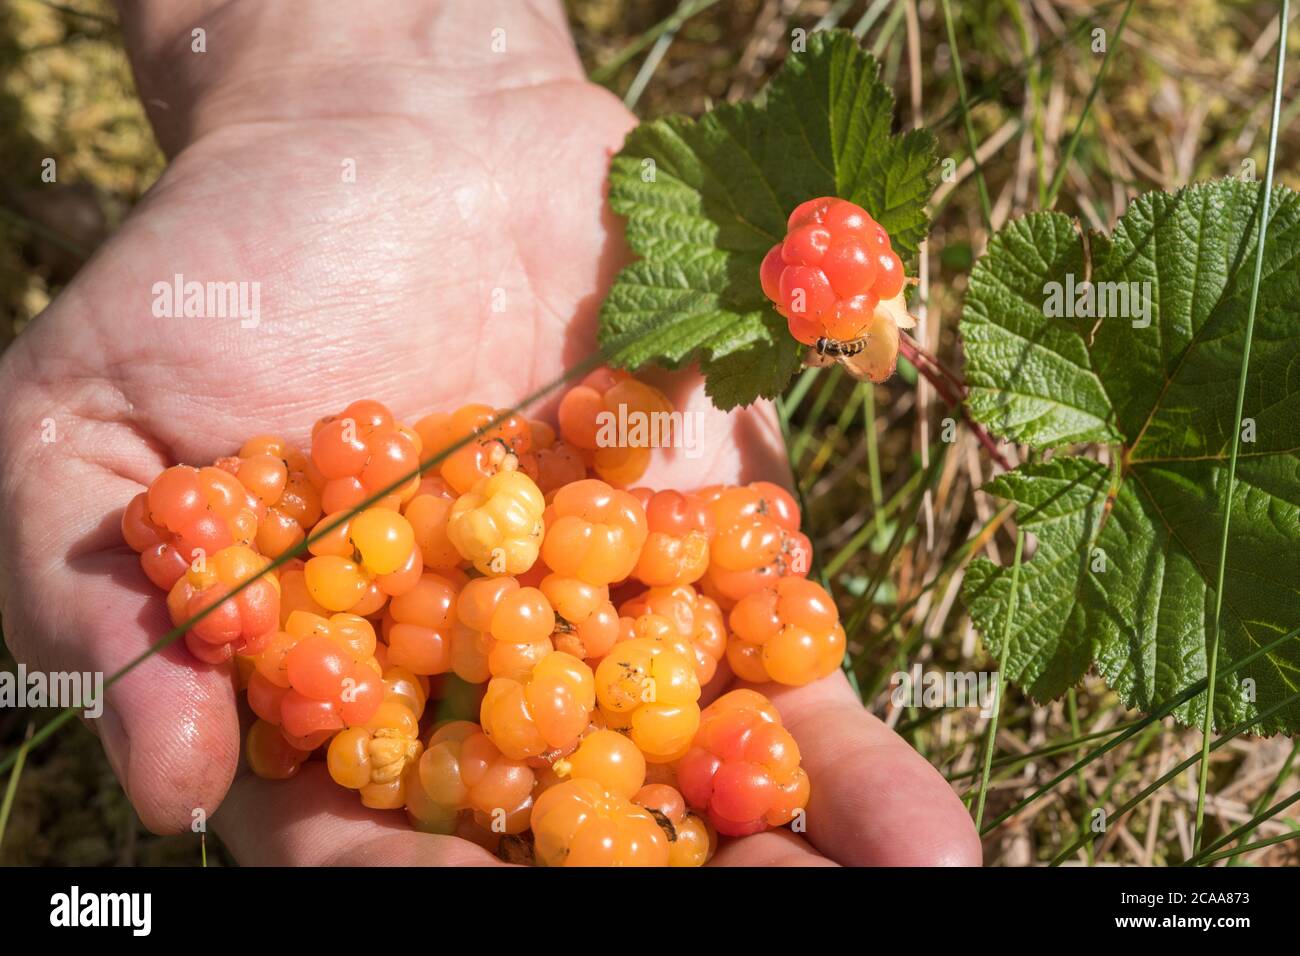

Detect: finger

[0,412,243,834]
[215,762,506,866]
[117,0,584,157]
[756,673,982,867]
[709,830,838,867]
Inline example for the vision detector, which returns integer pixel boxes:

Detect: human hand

[0,0,978,866]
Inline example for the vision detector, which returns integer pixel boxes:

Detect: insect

[806,326,899,383]
[814,336,868,357]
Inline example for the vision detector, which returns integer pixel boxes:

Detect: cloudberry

[311,399,422,514]
[480,651,595,761]
[728,577,846,685]
[700,481,811,607]
[122,465,260,591]
[629,488,713,587]
[410,721,537,835]
[541,479,647,586]
[166,544,279,664]
[759,197,905,345]
[530,778,669,867]
[677,689,810,837]
[557,367,672,487]
[619,584,727,686]
[447,466,545,576]
[633,783,716,867]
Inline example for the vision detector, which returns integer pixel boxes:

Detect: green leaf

[961,179,1300,734]
[599,28,937,409]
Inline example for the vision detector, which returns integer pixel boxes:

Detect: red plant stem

[899,332,1013,472]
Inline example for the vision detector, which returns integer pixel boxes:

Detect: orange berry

[540,479,647,586]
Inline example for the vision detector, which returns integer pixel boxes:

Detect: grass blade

[938,0,993,226]
[1198,829,1300,865]
[981,624,1300,835]
[0,723,34,853]
[1193,0,1291,855]
[1043,0,1137,208]
[1050,689,1300,865]
[1186,787,1300,867]
[973,529,1024,830]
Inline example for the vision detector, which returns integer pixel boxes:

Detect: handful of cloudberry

[121,371,850,866]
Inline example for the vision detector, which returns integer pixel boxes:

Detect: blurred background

[1,0,1296,866]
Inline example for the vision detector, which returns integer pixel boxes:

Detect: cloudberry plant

[480,651,595,761]
[557,367,672,487]
[699,481,812,608]
[728,577,846,685]
[541,478,647,586]
[629,488,713,587]
[122,464,260,591]
[759,197,905,344]
[530,778,669,867]
[166,544,279,664]
[677,689,810,837]
[633,783,716,867]
[446,463,546,576]
[449,576,555,683]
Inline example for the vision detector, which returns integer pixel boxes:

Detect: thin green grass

[0,722,34,853]
[1186,787,1300,866]
[938,0,993,226]
[973,529,1022,830]
[1051,688,1300,865]
[1193,0,1291,855]
[1198,829,1300,865]
[981,625,1300,836]
[1227,739,1300,865]
[588,0,723,86]
[1043,0,1137,208]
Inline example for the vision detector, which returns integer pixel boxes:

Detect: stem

[899,333,1012,471]
[1193,0,1290,855]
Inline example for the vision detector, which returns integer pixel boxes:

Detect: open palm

[0,0,978,866]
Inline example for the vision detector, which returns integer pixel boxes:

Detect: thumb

[0,412,242,833]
